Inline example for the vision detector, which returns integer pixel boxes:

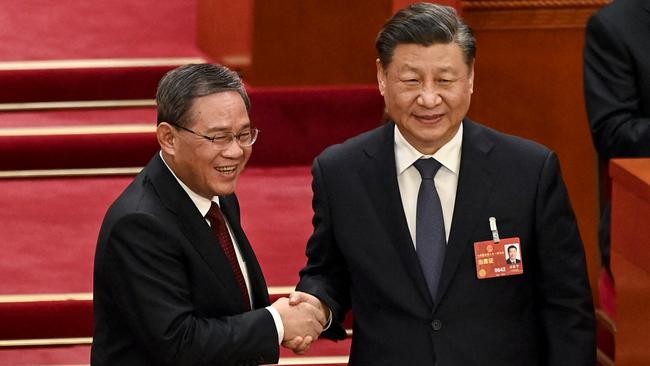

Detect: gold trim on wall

[0,124,155,137]
[0,167,143,179]
[0,337,93,347]
[0,99,156,111]
[462,0,609,30]
[0,287,297,303]
[0,57,206,71]
[462,0,610,10]
[463,7,603,30]
[0,293,92,303]
[278,356,349,365]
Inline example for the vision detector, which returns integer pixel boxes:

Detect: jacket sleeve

[296,157,349,340]
[534,151,596,366]
[102,212,280,366]
[584,14,650,159]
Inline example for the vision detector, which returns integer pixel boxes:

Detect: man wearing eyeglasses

[92,64,325,366]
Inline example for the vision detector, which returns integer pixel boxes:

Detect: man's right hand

[271,297,326,342]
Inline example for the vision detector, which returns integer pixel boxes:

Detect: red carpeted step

[0,167,352,364]
[0,293,352,344]
[0,63,202,104]
[0,86,383,170]
[0,297,93,340]
[0,345,91,366]
[0,132,157,171]
[0,345,350,366]
[0,107,156,127]
[247,85,383,166]
[0,167,314,294]
[0,0,202,61]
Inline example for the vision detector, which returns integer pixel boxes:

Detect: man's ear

[468,61,475,94]
[157,122,176,156]
[376,58,386,96]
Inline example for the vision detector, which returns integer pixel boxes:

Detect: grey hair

[156,63,250,127]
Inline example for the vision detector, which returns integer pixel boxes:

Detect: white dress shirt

[394,124,463,247]
[160,153,284,343]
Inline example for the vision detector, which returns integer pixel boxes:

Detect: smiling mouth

[215,165,237,174]
[414,113,445,121]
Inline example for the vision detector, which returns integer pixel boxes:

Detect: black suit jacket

[297,119,595,365]
[584,0,650,160]
[584,0,650,270]
[92,154,279,366]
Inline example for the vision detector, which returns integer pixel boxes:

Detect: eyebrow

[204,122,252,134]
[399,64,458,75]
[398,64,420,73]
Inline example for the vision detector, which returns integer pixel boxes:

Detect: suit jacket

[92,154,279,366]
[584,0,650,160]
[297,119,595,365]
[584,0,650,271]
[506,258,521,265]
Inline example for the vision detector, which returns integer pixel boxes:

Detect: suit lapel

[358,123,433,307]
[434,119,496,309]
[147,154,248,310]
[219,195,270,308]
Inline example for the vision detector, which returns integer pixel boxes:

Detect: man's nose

[417,86,442,108]
[220,138,245,158]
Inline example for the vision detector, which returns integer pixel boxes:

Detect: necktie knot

[206,202,222,224]
[413,158,442,180]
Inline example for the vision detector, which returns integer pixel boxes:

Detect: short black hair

[156,63,250,127]
[375,2,475,69]
[507,245,518,252]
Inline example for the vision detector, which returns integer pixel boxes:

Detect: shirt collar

[394,122,463,176]
[159,151,218,217]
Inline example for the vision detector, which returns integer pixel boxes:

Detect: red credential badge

[474,237,524,279]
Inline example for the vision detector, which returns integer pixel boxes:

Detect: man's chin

[211,182,238,197]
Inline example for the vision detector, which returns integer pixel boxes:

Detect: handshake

[271,291,330,354]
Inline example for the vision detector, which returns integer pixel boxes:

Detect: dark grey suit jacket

[92,154,278,366]
[298,119,595,365]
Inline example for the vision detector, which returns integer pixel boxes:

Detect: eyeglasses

[170,122,259,149]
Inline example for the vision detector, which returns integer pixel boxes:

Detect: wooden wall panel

[197,0,253,67]
[463,0,609,300]
[198,1,462,86]
[246,0,392,86]
[610,159,650,365]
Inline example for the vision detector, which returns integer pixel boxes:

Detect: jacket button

[431,319,443,331]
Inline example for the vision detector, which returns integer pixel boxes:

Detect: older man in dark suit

[92,64,324,366]
[291,3,596,365]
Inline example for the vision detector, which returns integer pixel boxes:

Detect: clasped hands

[271,291,330,354]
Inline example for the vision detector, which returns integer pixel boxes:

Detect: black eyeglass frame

[169,122,260,149]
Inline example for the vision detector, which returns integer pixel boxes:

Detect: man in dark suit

[506,245,521,265]
[291,3,595,365]
[92,64,325,366]
[584,0,650,314]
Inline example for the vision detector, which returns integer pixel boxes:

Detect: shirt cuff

[323,308,333,331]
[266,306,284,345]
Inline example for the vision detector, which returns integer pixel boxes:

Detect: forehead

[188,91,250,130]
[388,42,469,74]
